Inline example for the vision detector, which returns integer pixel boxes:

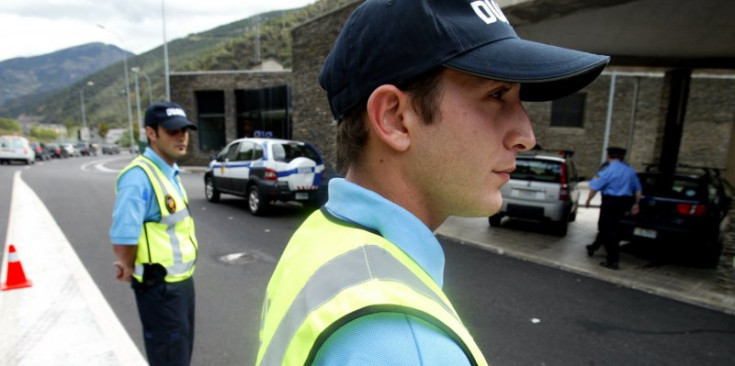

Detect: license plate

[297,167,313,174]
[295,192,309,200]
[512,189,544,199]
[633,227,657,239]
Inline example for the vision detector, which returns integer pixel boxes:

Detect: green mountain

[0,43,132,110]
[2,0,356,134]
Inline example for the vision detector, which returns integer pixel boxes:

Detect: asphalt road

[2,154,734,365]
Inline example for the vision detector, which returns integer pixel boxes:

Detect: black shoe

[586,244,596,257]
[599,261,619,270]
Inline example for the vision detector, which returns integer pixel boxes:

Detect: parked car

[29,141,50,161]
[45,143,68,158]
[618,165,733,267]
[0,135,35,165]
[60,142,79,157]
[204,138,330,215]
[489,150,581,236]
[75,141,97,156]
[102,144,120,155]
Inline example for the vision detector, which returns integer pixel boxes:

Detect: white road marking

[0,171,146,365]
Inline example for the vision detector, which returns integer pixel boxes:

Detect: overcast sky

[0,0,317,63]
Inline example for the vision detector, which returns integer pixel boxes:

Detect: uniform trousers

[595,195,635,264]
[132,276,195,366]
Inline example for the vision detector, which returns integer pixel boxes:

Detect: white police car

[204,138,329,215]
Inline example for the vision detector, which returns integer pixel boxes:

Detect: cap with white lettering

[144,101,198,131]
[319,0,610,120]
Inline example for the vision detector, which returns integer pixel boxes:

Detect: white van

[0,135,35,165]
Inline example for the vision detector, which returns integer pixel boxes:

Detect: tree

[30,126,58,142]
[98,123,110,139]
[116,127,140,147]
[0,118,21,134]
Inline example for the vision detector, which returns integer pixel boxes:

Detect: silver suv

[489,150,580,236]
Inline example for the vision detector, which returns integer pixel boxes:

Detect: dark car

[489,150,582,236]
[45,143,68,158]
[76,141,97,156]
[204,138,331,215]
[102,144,120,155]
[29,141,50,161]
[618,165,733,267]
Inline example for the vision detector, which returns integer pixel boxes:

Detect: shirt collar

[143,147,180,180]
[324,178,446,287]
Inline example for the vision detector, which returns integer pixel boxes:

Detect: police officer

[585,147,642,269]
[256,0,609,365]
[110,101,199,366]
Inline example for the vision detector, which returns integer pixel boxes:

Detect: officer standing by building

[256,0,609,365]
[585,147,642,269]
[110,101,199,366]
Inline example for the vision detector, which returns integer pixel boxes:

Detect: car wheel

[489,214,502,227]
[205,176,220,203]
[569,209,577,222]
[248,185,269,216]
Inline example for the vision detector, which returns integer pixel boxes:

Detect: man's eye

[490,87,510,100]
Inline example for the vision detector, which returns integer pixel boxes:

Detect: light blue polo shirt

[109,147,184,245]
[313,178,472,365]
[589,160,642,197]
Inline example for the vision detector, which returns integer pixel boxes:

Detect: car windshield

[512,159,562,182]
[271,143,321,163]
[1,137,24,148]
[639,174,705,200]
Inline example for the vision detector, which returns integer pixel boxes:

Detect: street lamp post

[97,24,135,152]
[79,81,93,141]
[162,0,171,101]
[131,67,146,144]
[139,70,153,105]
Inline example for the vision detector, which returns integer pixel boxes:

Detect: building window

[235,85,291,139]
[551,93,586,128]
[196,91,226,151]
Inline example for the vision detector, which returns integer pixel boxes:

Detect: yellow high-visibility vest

[256,209,487,366]
[117,156,198,283]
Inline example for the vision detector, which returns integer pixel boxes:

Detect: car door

[229,141,255,194]
[213,142,240,192]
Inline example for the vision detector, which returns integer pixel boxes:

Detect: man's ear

[366,85,412,152]
[145,126,157,142]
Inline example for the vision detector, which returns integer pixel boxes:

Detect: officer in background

[110,101,199,365]
[256,0,609,365]
[585,147,642,269]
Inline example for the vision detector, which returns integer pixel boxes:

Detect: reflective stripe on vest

[256,210,487,366]
[117,156,197,282]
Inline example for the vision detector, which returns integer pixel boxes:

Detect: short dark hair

[607,147,626,160]
[336,68,445,175]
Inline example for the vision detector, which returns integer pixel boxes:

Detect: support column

[658,69,691,174]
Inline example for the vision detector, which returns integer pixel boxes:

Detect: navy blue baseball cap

[144,101,197,130]
[319,0,610,120]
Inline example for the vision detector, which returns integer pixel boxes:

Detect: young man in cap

[257,1,609,365]
[110,101,199,365]
[585,147,642,269]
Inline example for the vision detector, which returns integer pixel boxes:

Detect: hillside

[3,0,357,135]
[0,43,132,110]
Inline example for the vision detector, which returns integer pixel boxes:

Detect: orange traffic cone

[2,244,32,291]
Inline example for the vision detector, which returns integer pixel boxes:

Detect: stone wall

[170,71,293,165]
[527,71,735,179]
[290,1,363,171]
